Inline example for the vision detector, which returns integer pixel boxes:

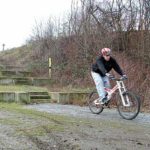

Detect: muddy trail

[0,103,150,150]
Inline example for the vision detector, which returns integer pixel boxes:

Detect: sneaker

[100,97,109,105]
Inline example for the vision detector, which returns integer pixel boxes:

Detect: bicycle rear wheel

[88,91,104,114]
[117,91,140,120]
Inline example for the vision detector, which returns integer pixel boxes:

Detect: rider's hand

[105,73,114,78]
[105,73,111,77]
[121,74,127,80]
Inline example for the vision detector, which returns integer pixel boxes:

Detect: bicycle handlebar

[109,76,128,81]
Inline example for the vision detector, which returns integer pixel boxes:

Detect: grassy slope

[0,45,49,93]
[0,85,48,92]
[0,45,32,68]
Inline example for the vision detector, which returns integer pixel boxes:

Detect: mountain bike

[88,77,141,120]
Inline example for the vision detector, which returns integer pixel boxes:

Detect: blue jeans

[91,71,110,99]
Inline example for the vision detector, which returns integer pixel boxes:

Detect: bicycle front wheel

[88,91,104,114]
[117,91,140,120]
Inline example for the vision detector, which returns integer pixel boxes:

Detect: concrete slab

[49,92,90,105]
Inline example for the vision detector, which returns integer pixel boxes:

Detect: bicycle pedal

[107,105,110,108]
[103,101,110,108]
[102,105,108,108]
[104,100,110,105]
[102,105,109,108]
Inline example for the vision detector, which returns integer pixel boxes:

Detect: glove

[121,74,127,80]
[105,73,114,78]
[105,73,111,77]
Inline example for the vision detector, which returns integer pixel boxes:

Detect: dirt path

[26,103,150,124]
[0,103,150,150]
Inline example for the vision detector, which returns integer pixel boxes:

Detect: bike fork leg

[117,81,130,107]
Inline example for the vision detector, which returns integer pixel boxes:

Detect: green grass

[0,103,77,124]
[0,118,22,126]
[0,85,48,92]
[54,85,94,93]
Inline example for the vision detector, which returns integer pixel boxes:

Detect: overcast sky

[0,0,74,50]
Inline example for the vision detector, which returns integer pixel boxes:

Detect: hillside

[0,45,48,77]
[0,44,149,110]
[0,46,30,67]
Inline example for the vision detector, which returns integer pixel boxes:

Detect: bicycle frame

[89,77,140,120]
[105,80,130,107]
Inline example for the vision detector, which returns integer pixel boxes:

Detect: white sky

[0,0,73,50]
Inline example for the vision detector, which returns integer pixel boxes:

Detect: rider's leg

[103,76,110,89]
[102,76,111,103]
[91,71,106,101]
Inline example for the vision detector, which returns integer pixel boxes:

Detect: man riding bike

[91,48,127,104]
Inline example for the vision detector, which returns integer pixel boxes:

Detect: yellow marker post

[49,58,52,78]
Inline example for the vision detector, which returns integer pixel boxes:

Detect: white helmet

[101,48,111,56]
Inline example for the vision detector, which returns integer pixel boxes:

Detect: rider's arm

[96,58,107,76]
[112,58,124,76]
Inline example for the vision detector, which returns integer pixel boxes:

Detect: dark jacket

[92,56,124,77]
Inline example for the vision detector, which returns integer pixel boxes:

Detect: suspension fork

[117,81,130,107]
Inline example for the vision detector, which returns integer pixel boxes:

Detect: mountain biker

[91,48,127,104]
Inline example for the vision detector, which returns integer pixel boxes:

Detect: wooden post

[2,43,5,51]
[49,58,52,78]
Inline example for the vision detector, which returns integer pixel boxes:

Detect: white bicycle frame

[105,80,130,107]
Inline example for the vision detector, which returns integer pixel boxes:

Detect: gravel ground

[26,103,150,124]
[0,103,150,150]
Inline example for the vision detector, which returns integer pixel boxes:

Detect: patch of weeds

[0,85,48,92]
[17,124,65,136]
[0,118,22,126]
[0,103,88,128]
